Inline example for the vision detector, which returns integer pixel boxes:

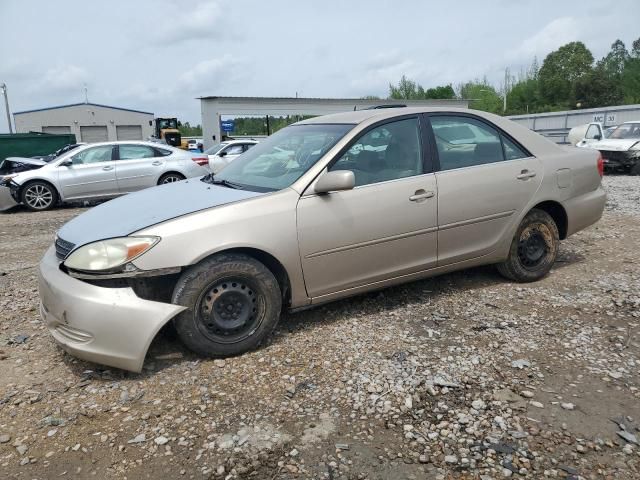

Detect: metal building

[199,96,469,149]
[508,104,640,144]
[13,103,155,143]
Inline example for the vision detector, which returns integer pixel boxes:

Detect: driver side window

[330,118,423,187]
[71,146,114,165]
[585,124,601,140]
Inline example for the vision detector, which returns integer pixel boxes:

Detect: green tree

[458,80,502,113]
[389,75,424,99]
[574,65,623,108]
[622,37,640,103]
[538,41,594,107]
[425,84,455,99]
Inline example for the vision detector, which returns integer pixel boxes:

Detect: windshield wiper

[201,173,243,189]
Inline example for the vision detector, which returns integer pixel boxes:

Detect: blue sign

[221,120,235,132]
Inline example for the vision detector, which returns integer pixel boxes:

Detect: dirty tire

[21,181,58,211]
[172,253,282,357]
[497,208,559,283]
[158,172,185,184]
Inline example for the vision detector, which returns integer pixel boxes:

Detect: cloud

[177,55,244,93]
[156,0,225,44]
[507,17,582,61]
[348,51,424,95]
[31,65,91,97]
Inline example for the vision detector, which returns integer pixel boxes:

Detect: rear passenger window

[431,116,505,171]
[502,136,528,160]
[330,118,422,187]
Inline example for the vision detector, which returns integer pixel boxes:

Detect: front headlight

[64,236,160,272]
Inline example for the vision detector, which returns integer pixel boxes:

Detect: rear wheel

[629,163,640,176]
[172,253,282,357]
[21,181,58,211]
[497,209,559,282]
[158,172,185,184]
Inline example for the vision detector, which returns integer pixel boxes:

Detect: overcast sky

[1,0,638,132]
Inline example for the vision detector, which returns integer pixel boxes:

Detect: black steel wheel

[172,253,282,357]
[497,209,559,282]
[21,181,58,211]
[196,277,262,344]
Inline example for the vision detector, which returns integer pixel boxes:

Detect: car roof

[224,139,258,144]
[296,107,480,125]
[76,140,175,148]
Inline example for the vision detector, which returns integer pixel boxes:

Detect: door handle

[516,169,536,180]
[152,161,163,166]
[409,190,435,202]
[102,166,114,171]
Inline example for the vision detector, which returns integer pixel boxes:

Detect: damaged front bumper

[38,246,186,372]
[0,185,18,211]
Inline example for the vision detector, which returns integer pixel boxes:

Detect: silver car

[39,108,606,372]
[0,141,209,211]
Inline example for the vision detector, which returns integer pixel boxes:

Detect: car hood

[5,156,48,166]
[591,139,639,151]
[57,178,265,250]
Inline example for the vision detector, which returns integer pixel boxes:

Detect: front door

[58,145,118,200]
[115,144,163,192]
[429,114,543,265]
[297,116,438,299]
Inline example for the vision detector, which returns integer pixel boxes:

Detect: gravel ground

[0,177,639,479]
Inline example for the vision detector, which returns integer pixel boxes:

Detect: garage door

[80,125,109,143]
[116,125,143,141]
[42,126,71,134]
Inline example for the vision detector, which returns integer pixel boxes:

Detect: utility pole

[1,83,13,134]
[84,83,89,104]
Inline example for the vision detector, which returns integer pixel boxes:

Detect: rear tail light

[191,156,208,166]
[596,152,604,177]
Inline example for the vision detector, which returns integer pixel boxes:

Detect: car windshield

[608,123,640,140]
[204,142,228,155]
[213,124,354,192]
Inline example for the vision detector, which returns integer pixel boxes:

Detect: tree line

[386,37,640,115]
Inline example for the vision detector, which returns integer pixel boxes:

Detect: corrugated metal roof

[14,102,154,116]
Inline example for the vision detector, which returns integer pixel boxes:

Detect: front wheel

[21,181,58,211]
[172,253,282,357]
[497,209,559,283]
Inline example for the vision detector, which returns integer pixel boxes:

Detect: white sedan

[0,141,209,211]
[205,140,258,173]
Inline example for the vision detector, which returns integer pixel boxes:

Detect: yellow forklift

[153,118,185,148]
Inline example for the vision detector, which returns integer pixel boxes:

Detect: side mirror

[218,151,227,157]
[314,170,355,194]
[593,134,602,141]
[59,159,73,167]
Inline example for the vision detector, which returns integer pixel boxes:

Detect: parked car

[0,141,209,211]
[205,139,258,173]
[573,121,640,174]
[40,108,605,372]
[186,139,203,152]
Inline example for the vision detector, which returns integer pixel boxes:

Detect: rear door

[429,114,542,265]
[297,116,438,299]
[58,145,118,199]
[115,144,163,192]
